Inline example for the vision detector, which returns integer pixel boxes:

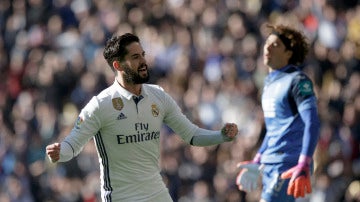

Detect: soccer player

[235,24,320,202]
[46,33,239,202]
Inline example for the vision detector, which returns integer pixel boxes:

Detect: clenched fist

[221,123,238,141]
[46,143,61,163]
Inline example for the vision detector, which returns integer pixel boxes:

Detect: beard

[123,64,150,84]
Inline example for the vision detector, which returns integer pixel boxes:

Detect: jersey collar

[113,80,148,100]
[267,65,298,81]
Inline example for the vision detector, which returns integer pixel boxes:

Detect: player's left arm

[292,73,320,158]
[281,73,320,198]
[161,89,238,146]
[299,107,320,158]
[189,123,238,146]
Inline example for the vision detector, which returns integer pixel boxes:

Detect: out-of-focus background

[0,0,359,201]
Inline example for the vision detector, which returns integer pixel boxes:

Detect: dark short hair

[267,24,309,65]
[103,33,140,72]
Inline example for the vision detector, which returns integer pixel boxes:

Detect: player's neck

[127,84,142,96]
[116,78,142,96]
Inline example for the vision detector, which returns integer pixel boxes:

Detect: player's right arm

[236,135,269,192]
[46,96,101,163]
[46,138,82,163]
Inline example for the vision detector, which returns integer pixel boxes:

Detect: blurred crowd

[0,0,359,201]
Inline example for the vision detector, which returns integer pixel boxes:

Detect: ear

[112,60,122,71]
[285,50,293,61]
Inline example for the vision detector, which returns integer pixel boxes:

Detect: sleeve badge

[298,80,313,96]
[75,116,83,129]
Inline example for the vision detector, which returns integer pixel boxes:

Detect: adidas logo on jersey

[117,113,127,120]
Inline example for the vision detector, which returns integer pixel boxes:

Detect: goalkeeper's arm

[281,107,320,198]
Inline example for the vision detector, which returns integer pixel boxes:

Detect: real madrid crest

[112,97,124,111]
[151,104,159,117]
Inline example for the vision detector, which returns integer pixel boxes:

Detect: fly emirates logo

[116,122,160,144]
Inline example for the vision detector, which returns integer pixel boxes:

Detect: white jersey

[58,81,201,202]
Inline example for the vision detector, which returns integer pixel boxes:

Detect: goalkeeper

[236,24,320,202]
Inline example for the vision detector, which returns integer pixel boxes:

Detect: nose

[139,55,146,63]
[264,43,272,51]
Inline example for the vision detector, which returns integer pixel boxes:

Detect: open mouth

[138,65,147,72]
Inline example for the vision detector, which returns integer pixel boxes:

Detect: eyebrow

[271,32,291,49]
[130,51,145,58]
[266,37,286,48]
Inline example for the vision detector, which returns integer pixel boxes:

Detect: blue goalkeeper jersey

[260,65,319,164]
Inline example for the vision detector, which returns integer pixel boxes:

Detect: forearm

[190,128,230,146]
[59,141,75,162]
[257,135,269,155]
[58,129,93,162]
[299,107,320,157]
